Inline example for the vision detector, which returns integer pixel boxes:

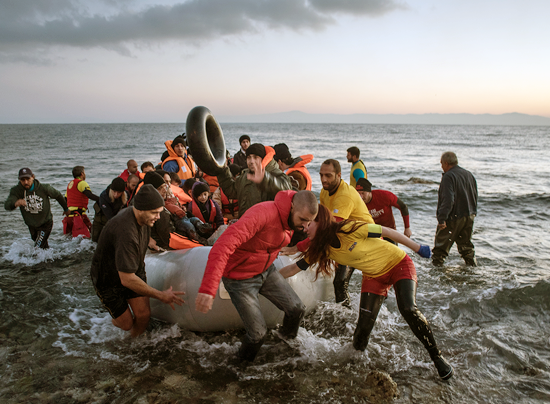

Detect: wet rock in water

[360,370,399,402]
[64,387,94,402]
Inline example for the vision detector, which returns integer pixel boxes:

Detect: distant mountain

[218,111,550,126]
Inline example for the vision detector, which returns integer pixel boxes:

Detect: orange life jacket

[171,184,192,203]
[66,178,89,210]
[161,140,197,180]
[168,232,202,250]
[191,199,217,229]
[203,174,219,193]
[286,154,313,191]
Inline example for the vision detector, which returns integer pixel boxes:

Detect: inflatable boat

[145,247,334,332]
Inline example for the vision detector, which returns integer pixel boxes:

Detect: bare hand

[246,160,265,184]
[148,238,160,252]
[279,246,299,256]
[63,210,70,217]
[437,222,447,230]
[404,227,412,238]
[14,199,26,207]
[195,293,214,314]
[160,286,185,310]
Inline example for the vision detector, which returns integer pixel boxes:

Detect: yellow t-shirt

[320,179,374,223]
[328,223,406,278]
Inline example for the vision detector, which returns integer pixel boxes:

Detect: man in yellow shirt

[295,159,374,306]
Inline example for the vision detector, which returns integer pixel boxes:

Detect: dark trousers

[28,220,54,249]
[432,214,476,265]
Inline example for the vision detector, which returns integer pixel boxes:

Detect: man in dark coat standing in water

[433,151,478,266]
[91,184,185,337]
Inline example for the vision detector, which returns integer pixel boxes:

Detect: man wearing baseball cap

[90,184,185,337]
[4,168,69,249]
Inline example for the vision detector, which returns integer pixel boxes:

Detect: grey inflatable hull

[145,246,334,332]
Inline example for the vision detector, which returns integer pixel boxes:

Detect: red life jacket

[66,178,89,210]
[161,140,196,180]
[191,199,217,229]
[286,154,313,191]
[220,188,239,216]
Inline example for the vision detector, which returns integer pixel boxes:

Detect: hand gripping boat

[145,247,334,332]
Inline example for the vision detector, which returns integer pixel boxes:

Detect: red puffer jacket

[198,190,296,297]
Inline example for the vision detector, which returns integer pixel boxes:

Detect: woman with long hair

[280,204,453,380]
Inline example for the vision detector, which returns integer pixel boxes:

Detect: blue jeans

[222,264,306,346]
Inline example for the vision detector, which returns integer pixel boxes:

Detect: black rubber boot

[395,279,454,380]
[428,347,454,380]
[278,307,305,339]
[237,338,264,363]
[333,265,355,307]
[352,292,385,351]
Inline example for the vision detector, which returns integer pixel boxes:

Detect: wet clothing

[198,190,304,361]
[65,178,98,235]
[299,223,446,374]
[4,179,68,248]
[217,150,292,218]
[434,165,478,265]
[4,179,68,229]
[90,207,149,317]
[366,190,410,243]
[433,214,476,266]
[199,190,297,296]
[350,160,367,188]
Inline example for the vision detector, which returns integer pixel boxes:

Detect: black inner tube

[186,106,227,176]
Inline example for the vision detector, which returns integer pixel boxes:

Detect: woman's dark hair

[303,204,367,279]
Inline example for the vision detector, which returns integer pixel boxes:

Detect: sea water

[0,122,549,403]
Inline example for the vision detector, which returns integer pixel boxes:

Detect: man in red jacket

[195,190,318,363]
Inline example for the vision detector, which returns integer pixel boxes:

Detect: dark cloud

[0,0,405,62]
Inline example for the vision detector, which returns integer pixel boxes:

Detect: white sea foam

[2,236,95,266]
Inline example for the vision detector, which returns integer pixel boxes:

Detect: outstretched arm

[119,272,184,309]
[379,226,430,257]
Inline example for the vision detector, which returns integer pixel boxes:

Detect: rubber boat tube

[146,247,334,332]
[186,106,226,176]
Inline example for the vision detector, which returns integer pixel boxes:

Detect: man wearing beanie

[91,184,184,338]
[4,167,69,249]
[217,143,292,218]
[355,178,412,245]
[161,135,197,181]
[91,177,128,242]
[233,135,251,171]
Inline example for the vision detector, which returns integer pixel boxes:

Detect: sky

[0,0,549,123]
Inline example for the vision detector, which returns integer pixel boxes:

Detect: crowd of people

[4,132,478,380]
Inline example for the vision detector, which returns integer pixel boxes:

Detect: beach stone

[65,387,93,402]
[360,370,399,402]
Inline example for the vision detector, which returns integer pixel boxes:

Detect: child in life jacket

[186,181,224,239]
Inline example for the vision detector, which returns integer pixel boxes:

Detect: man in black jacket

[232,135,251,171]
[433,152,478,266]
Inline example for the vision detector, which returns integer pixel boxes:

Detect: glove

[417,245,431,258]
